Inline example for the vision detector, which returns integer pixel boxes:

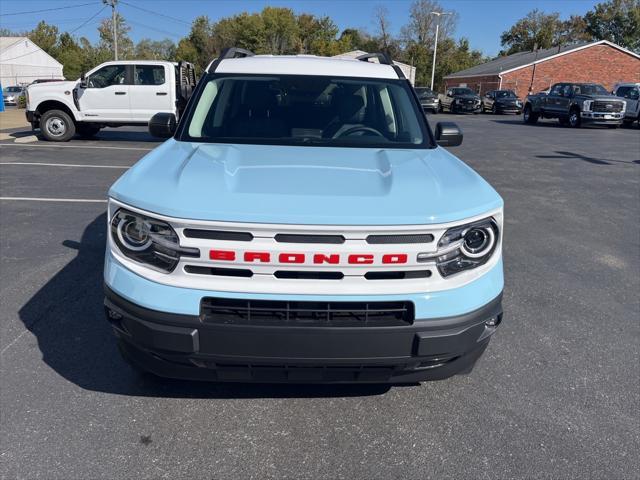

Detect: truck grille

[200,298,414,327]
[593,100,624,113]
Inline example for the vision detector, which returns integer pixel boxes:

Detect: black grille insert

[185,266,253,277]
[366,233,434,244]
[183,229,253,241]
[274,271,344,280]
[200,298,414,326]
[275,233,345,244]
[365,270,431,280]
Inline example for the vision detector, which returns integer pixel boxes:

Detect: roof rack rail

[219,47,255,60]
[356,52,393,65]
[356,52,406,80]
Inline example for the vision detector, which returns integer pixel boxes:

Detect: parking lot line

[0,162,130,169]
[0,143,153,151]
[0,197,107,203]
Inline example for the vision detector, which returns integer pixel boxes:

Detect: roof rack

[356,52,394,65]
[355,52,406,80]
[218,47,255,60]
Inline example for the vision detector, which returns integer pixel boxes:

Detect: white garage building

[0,37,64,86]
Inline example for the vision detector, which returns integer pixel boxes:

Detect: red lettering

[348,254,374,264]
[209,250,235,261]
[382,254,408,264]
[279,253,305,264]
[244,251,271,263]
[313,254,340,264]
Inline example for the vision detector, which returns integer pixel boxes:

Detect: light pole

[103,0,118,60]
[430,11,452,91]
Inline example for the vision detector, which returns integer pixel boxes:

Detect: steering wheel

[333,125,385,139]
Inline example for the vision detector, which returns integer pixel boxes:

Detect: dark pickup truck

[523,82,626,128]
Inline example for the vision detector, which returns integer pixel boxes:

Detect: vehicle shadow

[536,150,640,166]
[18,213,393,399]
[11,128,162,143]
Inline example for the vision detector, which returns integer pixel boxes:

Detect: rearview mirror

[434,122,463,147]
[149,112,177,138]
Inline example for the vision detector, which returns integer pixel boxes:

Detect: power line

[0,1,99,17]
[0,6,107,62]
[127,19,183,39]
[119,0,191,25]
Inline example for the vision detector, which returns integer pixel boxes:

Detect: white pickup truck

[25,60,196,141]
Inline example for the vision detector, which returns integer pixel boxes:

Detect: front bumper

[495,104,522,113]
[452,103,481,113]
[421,100,439,111]
[581,111,624,124]
[105,285,503,383]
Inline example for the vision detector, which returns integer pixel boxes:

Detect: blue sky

[0,0,602,56]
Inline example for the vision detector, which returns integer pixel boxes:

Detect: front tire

[492,104,498,115]
[568,108,581,128]
[40,109,76,142]
[523,105,538,124]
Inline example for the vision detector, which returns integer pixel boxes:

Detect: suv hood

[109,140,502,225]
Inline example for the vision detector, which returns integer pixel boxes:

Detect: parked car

[482,90,523,114]
[523,82,626,128]
[104,49,504,384]
[612,82,640,127]
[2,85,24,105]
[414,86,439,113]
[439,87,481,113]
[25,60,196,141]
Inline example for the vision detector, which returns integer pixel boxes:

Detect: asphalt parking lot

[1,113,638,479]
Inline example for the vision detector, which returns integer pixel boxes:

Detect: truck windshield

[182,74,432,148]
[452,88,474,95]
[573,84,609,96]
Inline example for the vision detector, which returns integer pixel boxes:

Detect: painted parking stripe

[0,197,107,203]
[0,162,130,169]
[0,143,153,151]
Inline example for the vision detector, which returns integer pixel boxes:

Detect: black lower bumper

[104,286,503,383]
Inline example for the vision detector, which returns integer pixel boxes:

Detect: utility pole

[103,0,118,60]
[429,11,453,91]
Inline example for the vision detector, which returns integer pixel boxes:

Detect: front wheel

[438,101,443,113]
[492,104,498,115]
[523,105,538,124]
[568,109,581,128]
[40,109,76,142]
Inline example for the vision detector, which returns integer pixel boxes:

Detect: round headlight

[461,226,495,258]
[117,216,152,251]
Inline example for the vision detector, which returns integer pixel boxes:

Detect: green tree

[585,0,640,51]
[500,9,562,54]
[297,14,339,54]
[135,39,176,60]
[261,7,299,54]
[98,12,134,59]
[54,33,83,79]
[28,21,59,56]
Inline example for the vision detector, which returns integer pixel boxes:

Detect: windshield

[573,84,609,95]
[182,74,431,148]
[415,87,435,98]
[495,90,516,98]
[452,88,474,96]
[5,87,22,92]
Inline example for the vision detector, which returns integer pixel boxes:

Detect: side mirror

[149,112,177,138]
[80,73,87,88]
[434,122,463,147]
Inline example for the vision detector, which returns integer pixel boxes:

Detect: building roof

[215,55,399,79]
[0,36,63,67]
[444,40,640,79]
[0,36,28,51]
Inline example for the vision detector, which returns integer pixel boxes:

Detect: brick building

[443,40,640,99]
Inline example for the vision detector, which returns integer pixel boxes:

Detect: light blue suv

[104,48,504,383]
